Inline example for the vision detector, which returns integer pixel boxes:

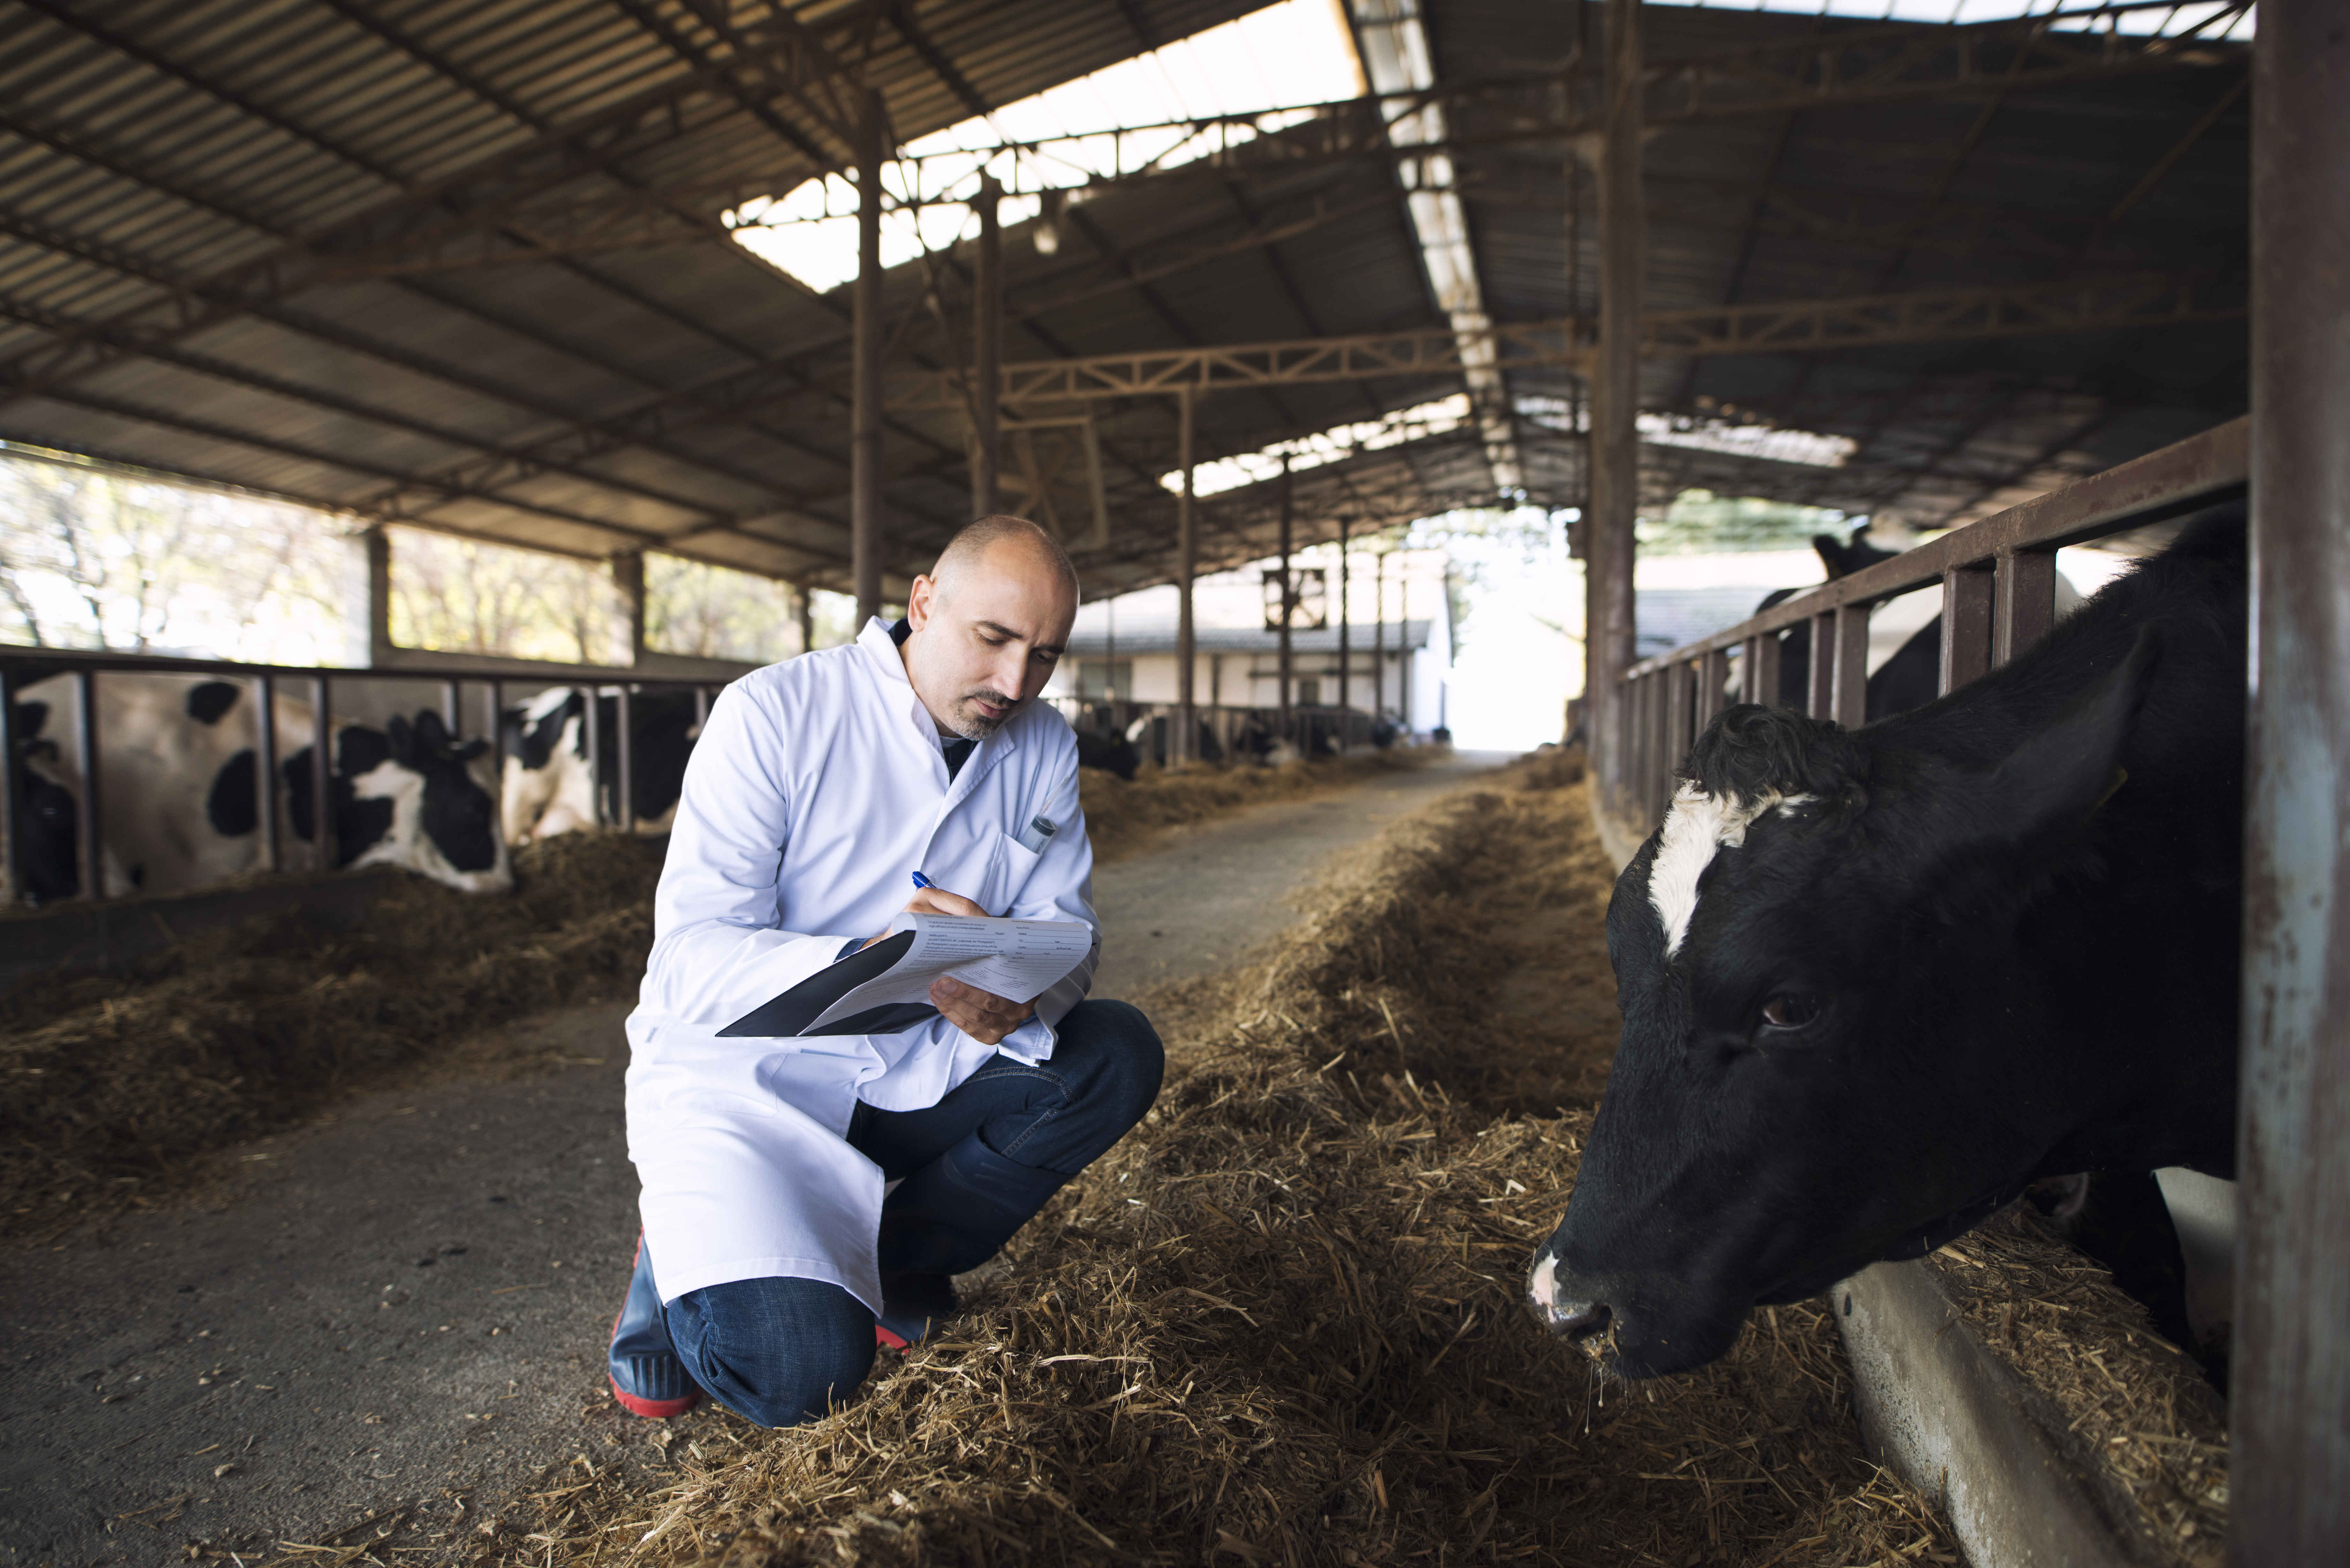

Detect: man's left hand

[930,976,1035,1046]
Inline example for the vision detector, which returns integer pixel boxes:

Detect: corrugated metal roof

[0,1,2250,597]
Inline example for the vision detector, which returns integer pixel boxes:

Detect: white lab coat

[624,619,1099,1313]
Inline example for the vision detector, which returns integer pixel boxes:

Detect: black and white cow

[12,675,510,900]
[8,695,84,905]
[499,686,701,843]
[1530,506,2245,1377]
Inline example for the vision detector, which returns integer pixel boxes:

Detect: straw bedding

[1080,751,1431,864]
[0,833,665,1239]
[1925,1209,2228,1565]
[455,758,1955,1568]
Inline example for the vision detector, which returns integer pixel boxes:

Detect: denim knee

[1055,999,1165,1133]
[666,1276,875,1428]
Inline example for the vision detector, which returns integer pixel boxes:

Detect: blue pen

[910,871,935,890]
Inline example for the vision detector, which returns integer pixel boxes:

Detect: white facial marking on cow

[1529,1251,1562,1310]
[1648,782,1798,956]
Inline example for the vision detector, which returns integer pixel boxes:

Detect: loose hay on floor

[1927,1210,2228,1565]
[0,833,664,1238]
[1080,750,1432,864]
[464,763,1953,1568]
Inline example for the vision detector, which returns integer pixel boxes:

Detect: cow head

[1528,629,2162,1377]
[347,711,511,893]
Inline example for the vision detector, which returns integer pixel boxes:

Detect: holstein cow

[499,685,701,843]
[12,674,510,899]
[1529,506,2244,1377]
[7,695,85,905]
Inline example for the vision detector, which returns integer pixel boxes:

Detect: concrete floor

[0,752,1505,1567]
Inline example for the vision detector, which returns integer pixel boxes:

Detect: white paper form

[804,913,1093,1032]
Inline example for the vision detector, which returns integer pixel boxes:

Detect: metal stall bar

[0,667,21,902]
[74,669,103,901]
[1699,647,1730,731]
[1940,565,1995,696]
[583,685,604,831]
[615,684,636,833]
[309,676,332,872]
[2233,0,2350,1555]
[1830,605,1871,729]
[1992,548,2060,667]
[255,672,280,873]
[1807,611,1836,719]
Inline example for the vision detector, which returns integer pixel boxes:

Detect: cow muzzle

[1527,1248,1615,1352]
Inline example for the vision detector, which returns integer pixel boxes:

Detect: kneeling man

[607,516,1163,1425]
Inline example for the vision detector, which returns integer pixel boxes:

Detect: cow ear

[15,699,50,741]
[411,709,453,754]
[452,738,488,763]
[383,714,414,764]
[1982,624,2161,846]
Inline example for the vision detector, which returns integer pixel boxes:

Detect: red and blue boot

[608,1233,701,1419]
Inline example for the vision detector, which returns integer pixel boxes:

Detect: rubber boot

[608,1233,701,1418]
[874,1132,1069,1350]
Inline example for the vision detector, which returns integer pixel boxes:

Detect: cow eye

[1759,992,1820,1030]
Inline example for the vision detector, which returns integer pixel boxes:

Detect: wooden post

[1372,550,1387,720]
[2234,1,2350,1557]
[1586,0,1644,814]
[797,581,816,654]
[347,525,394,668]
[852,87,886,627]
[1175,386,1197,766]
[1278,460,1294,745]
[972,172,1002,519]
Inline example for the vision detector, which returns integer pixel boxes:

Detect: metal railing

[0,646,734,908]
[1604,416,2250,837]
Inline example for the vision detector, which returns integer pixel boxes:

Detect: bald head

[930,514,1080,603]
[901,514,1080,740]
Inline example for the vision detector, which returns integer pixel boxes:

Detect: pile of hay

[1927,1210,2228,1564]
[0,833,663,1238]
[1080,750,1430,863]
[463,765,1952,1566]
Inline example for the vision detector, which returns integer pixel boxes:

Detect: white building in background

[1048,548,1454,739]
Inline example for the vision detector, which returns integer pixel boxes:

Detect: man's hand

[929,975,1035,1046]
[861,881,1036,1045]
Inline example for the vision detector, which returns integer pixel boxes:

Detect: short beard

[947,690,1021,740]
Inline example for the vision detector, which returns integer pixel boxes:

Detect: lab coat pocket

[982,828,1042,912]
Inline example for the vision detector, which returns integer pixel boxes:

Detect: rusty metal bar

[1831,606,1871,729]
[1699,647,1730,731]
[1807,611,1836,719]
[2233,0,2350,1556]
[1940,565,1995,696]
[615,684,636,833]
[309,675,331,871]
[583,684,604,830]
[255,672,280,874]
[1625,417,2249,680]
[1665,660,1693,787]
[73,669,103,902]
[1992,549,2059,666]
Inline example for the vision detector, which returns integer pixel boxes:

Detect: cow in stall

[499,685,701,843]
[9,674,510,900]
[1759,528,2083,722]
[1529,506,2246,1378]
[7,695,87,905]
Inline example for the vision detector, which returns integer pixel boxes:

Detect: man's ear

[1982,623,2162,847]
[906,573,935,631]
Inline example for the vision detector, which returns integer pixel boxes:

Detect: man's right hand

[860,883,989,948]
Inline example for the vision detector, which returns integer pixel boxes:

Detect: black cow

[7,698,81,905]
[1529,507,2245,1377]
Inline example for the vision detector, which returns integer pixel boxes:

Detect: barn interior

[6,3,2332,1566]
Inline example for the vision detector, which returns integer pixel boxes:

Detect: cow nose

[1543,1298,1612,1342]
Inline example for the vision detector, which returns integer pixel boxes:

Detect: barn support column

[2234,1,2350,1558]
[852,87,887,627]
[1277,460,1295,745]
[610,550,646,667]
[795,581,816,654]
[343,524,393,668]
[971,172,1002,521]
[1174,386,1197,766]
[1372,549,1386,719]
[1336,517,1352,745]
[1586,0,1643,815]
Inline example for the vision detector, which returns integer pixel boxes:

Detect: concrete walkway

[0,751,1504,1566]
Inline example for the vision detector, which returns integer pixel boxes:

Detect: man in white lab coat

[606,516,1163,1425]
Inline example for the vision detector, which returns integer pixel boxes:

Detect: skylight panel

[727,1,1365,293]
[1640,1,2252,39]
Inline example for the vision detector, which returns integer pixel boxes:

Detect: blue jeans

[663,998,1163,1427]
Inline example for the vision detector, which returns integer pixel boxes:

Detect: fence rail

[1606,415,2248,835]
[1,646,731,908]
